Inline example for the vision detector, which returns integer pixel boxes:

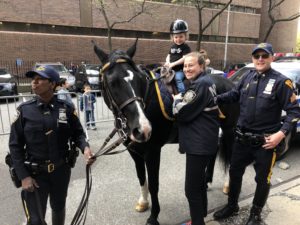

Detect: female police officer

[9,65,95,225]
[213,43,300,225]
[173,52,220,225]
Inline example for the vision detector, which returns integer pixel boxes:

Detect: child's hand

[172,93,183,101]
[164,62,170,68]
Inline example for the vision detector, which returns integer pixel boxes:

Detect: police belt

[235,128,266,147]
[24,159,66,173]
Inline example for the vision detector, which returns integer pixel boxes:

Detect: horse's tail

[219,126,235,172]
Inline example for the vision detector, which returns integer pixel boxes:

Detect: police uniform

[173,72,220,225]
[9,66,89,225]
[215,67,300,223]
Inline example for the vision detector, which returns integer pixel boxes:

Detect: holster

[66,142,79,168]
[235,128,265,147]
[5,153,21,188]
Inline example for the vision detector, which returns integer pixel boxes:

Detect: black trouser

[22,164,71,225]
[185,154,211,225]
[228,141,276,207]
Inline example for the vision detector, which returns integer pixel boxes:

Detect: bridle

[99,58,148,139]
[70,58,149,225]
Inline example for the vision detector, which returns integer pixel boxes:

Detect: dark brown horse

[92,40,239,225]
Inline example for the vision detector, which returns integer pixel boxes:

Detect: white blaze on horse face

[124,70,152,142]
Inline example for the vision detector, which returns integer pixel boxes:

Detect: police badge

[183,90,196,103]
[58,108,67,123]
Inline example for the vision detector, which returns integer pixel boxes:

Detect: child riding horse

[92,39,238,225]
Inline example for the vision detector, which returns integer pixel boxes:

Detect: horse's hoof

[223,182,229,195]
[135,202,149,212]
[145,217,160,225]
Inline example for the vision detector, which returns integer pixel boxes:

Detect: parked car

[34,62,76,91]
[229,61,300,159]
[75,64,101,92]
[274,56,300,63]
[0,67,18,97]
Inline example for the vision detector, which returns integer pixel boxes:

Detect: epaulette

[17,98,37,109]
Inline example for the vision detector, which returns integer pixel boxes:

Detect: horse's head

[92,39,152,143]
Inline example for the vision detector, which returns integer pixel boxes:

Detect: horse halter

[100,58,147,137]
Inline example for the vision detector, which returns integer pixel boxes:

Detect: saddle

[154,66,178,96]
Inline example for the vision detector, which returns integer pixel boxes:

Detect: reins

[71,58,148,225]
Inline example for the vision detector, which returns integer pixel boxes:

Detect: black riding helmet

[170,19,188,34]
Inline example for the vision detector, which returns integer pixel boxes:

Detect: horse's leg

[145,147,161,225]
[128,150,150,212]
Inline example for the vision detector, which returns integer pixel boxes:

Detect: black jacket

[9,96,89,180]
[173,73,220,155]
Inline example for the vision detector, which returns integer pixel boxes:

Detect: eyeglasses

[252,54,270,60]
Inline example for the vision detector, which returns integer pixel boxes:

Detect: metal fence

[0,91,114,138]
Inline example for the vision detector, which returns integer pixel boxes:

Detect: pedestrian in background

[9,65,95,225]
[173,52,220,225]
[165,19,191,94]
[213,43,300,225]
[80,84,97,130]
[56,78,74,107]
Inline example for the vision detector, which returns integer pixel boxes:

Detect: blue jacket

[173,73,220,155]
[9,96,89,180]
[80,92,96,111]
[218,68,300,134]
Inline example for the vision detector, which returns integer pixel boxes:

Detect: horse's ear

[92,40,108,63]
[126,38,138,59]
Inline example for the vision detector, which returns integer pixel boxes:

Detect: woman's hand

[84,147,96,165]
[22,176,39,192]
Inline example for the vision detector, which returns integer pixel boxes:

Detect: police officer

[9,65,95,225]
[173,52,220,225]
[213,43,300,225]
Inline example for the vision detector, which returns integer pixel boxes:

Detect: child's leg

[175,71,185,93]
[91,110,96,127]
[86,110,91,127]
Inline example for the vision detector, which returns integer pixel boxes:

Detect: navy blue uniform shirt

[173,73,220,155]
[9,96,89,180]
[217,68,300,134]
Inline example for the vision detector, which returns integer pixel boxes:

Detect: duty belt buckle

[48,163,55,173]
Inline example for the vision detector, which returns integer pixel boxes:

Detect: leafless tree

[94,0,151,51]
[263,0,300,42]
[173,0,233,50]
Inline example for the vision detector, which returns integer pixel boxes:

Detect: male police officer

[9,65,95,225]
[213,43,300,225]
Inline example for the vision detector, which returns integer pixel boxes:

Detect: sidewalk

[203,176,300,225]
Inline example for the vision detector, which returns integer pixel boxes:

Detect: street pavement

[1,118,300,225]
[203,176,300,225]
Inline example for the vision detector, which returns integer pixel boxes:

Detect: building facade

[0,0,298,72]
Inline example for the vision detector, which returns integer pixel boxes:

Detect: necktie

[246,73,261,124]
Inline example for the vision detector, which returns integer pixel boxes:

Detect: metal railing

[0,91,114,137]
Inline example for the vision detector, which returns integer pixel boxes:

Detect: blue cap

[26,65,60,82]
[252,43,274,55]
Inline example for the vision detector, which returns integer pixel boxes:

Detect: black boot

[213,204,239,220]
[245,205,262,225]
[52,208,65,225]
[213,178,241,220]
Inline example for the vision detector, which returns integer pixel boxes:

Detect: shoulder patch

[183,90,196,103]
[285,80,293,89]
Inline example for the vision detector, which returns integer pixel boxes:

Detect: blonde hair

[185,52,206,70]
